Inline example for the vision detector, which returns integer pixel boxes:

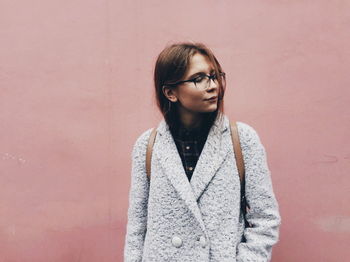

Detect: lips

[205,96,218,101]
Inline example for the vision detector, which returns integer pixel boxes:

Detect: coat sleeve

[236,123,282,262]
[123,129,152,262]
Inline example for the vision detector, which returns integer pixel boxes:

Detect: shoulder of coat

[137,128,154,143]
[131,128,154,156]
[235,121,261,146]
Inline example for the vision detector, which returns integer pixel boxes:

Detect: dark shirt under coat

[169,121,211,181]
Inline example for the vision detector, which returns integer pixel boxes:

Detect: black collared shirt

[169,121,211,181]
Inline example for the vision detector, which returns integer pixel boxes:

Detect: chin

[202,105,217,113]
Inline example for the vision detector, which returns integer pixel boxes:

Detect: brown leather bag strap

[230,122,245,184]
[146,128,158,179]
[230,121,251,228]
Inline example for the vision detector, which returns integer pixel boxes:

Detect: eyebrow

[187,68,215,79]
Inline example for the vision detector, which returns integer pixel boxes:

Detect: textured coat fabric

[124,114,281,262]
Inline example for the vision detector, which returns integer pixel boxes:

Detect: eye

[193,75,206,83]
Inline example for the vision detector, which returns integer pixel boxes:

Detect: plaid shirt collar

[171,120,210,140]
[177,125,200,139]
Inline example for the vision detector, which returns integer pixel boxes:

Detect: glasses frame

[164,72,226,90]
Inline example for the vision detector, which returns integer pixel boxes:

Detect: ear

[162,86,178,103]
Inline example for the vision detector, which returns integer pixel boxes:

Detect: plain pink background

[1,0,349,261]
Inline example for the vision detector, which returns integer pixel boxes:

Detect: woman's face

[165,53,219,116]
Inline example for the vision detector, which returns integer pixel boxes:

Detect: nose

[206,77,218,91]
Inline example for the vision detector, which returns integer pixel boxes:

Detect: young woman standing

[124,42,281,262]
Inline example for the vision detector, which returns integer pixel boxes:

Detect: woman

[124,42,281,262]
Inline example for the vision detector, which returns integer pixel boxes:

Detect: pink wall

[1,0,349,261]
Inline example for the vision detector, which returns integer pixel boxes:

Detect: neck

[176,106,204,130]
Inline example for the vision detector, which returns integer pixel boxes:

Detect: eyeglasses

[164,72,225,90]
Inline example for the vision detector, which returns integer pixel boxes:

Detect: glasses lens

[193,76,207,90]
[196,73,222,90]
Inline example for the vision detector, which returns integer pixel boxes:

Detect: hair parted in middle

[153,41,226,130]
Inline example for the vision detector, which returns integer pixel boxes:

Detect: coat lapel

[190,115,231,202]
[154,119,206,233]
[154,114,231,234]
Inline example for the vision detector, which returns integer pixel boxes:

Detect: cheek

[184,88,202,100]
[181,92,203,107]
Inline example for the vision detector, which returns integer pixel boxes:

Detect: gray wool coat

[123,114,281,262]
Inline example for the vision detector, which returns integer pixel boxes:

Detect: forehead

[185,53,214,76]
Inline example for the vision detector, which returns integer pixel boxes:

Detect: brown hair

[153,42,226,130]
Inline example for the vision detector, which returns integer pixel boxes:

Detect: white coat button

[171,236,182,247]
[186,146,190,150]
[199,236,206,247]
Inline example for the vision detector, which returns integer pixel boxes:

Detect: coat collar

[154,114,231,234]
[156,113,228,136]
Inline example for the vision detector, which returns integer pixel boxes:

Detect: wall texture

[1,0,349,261]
